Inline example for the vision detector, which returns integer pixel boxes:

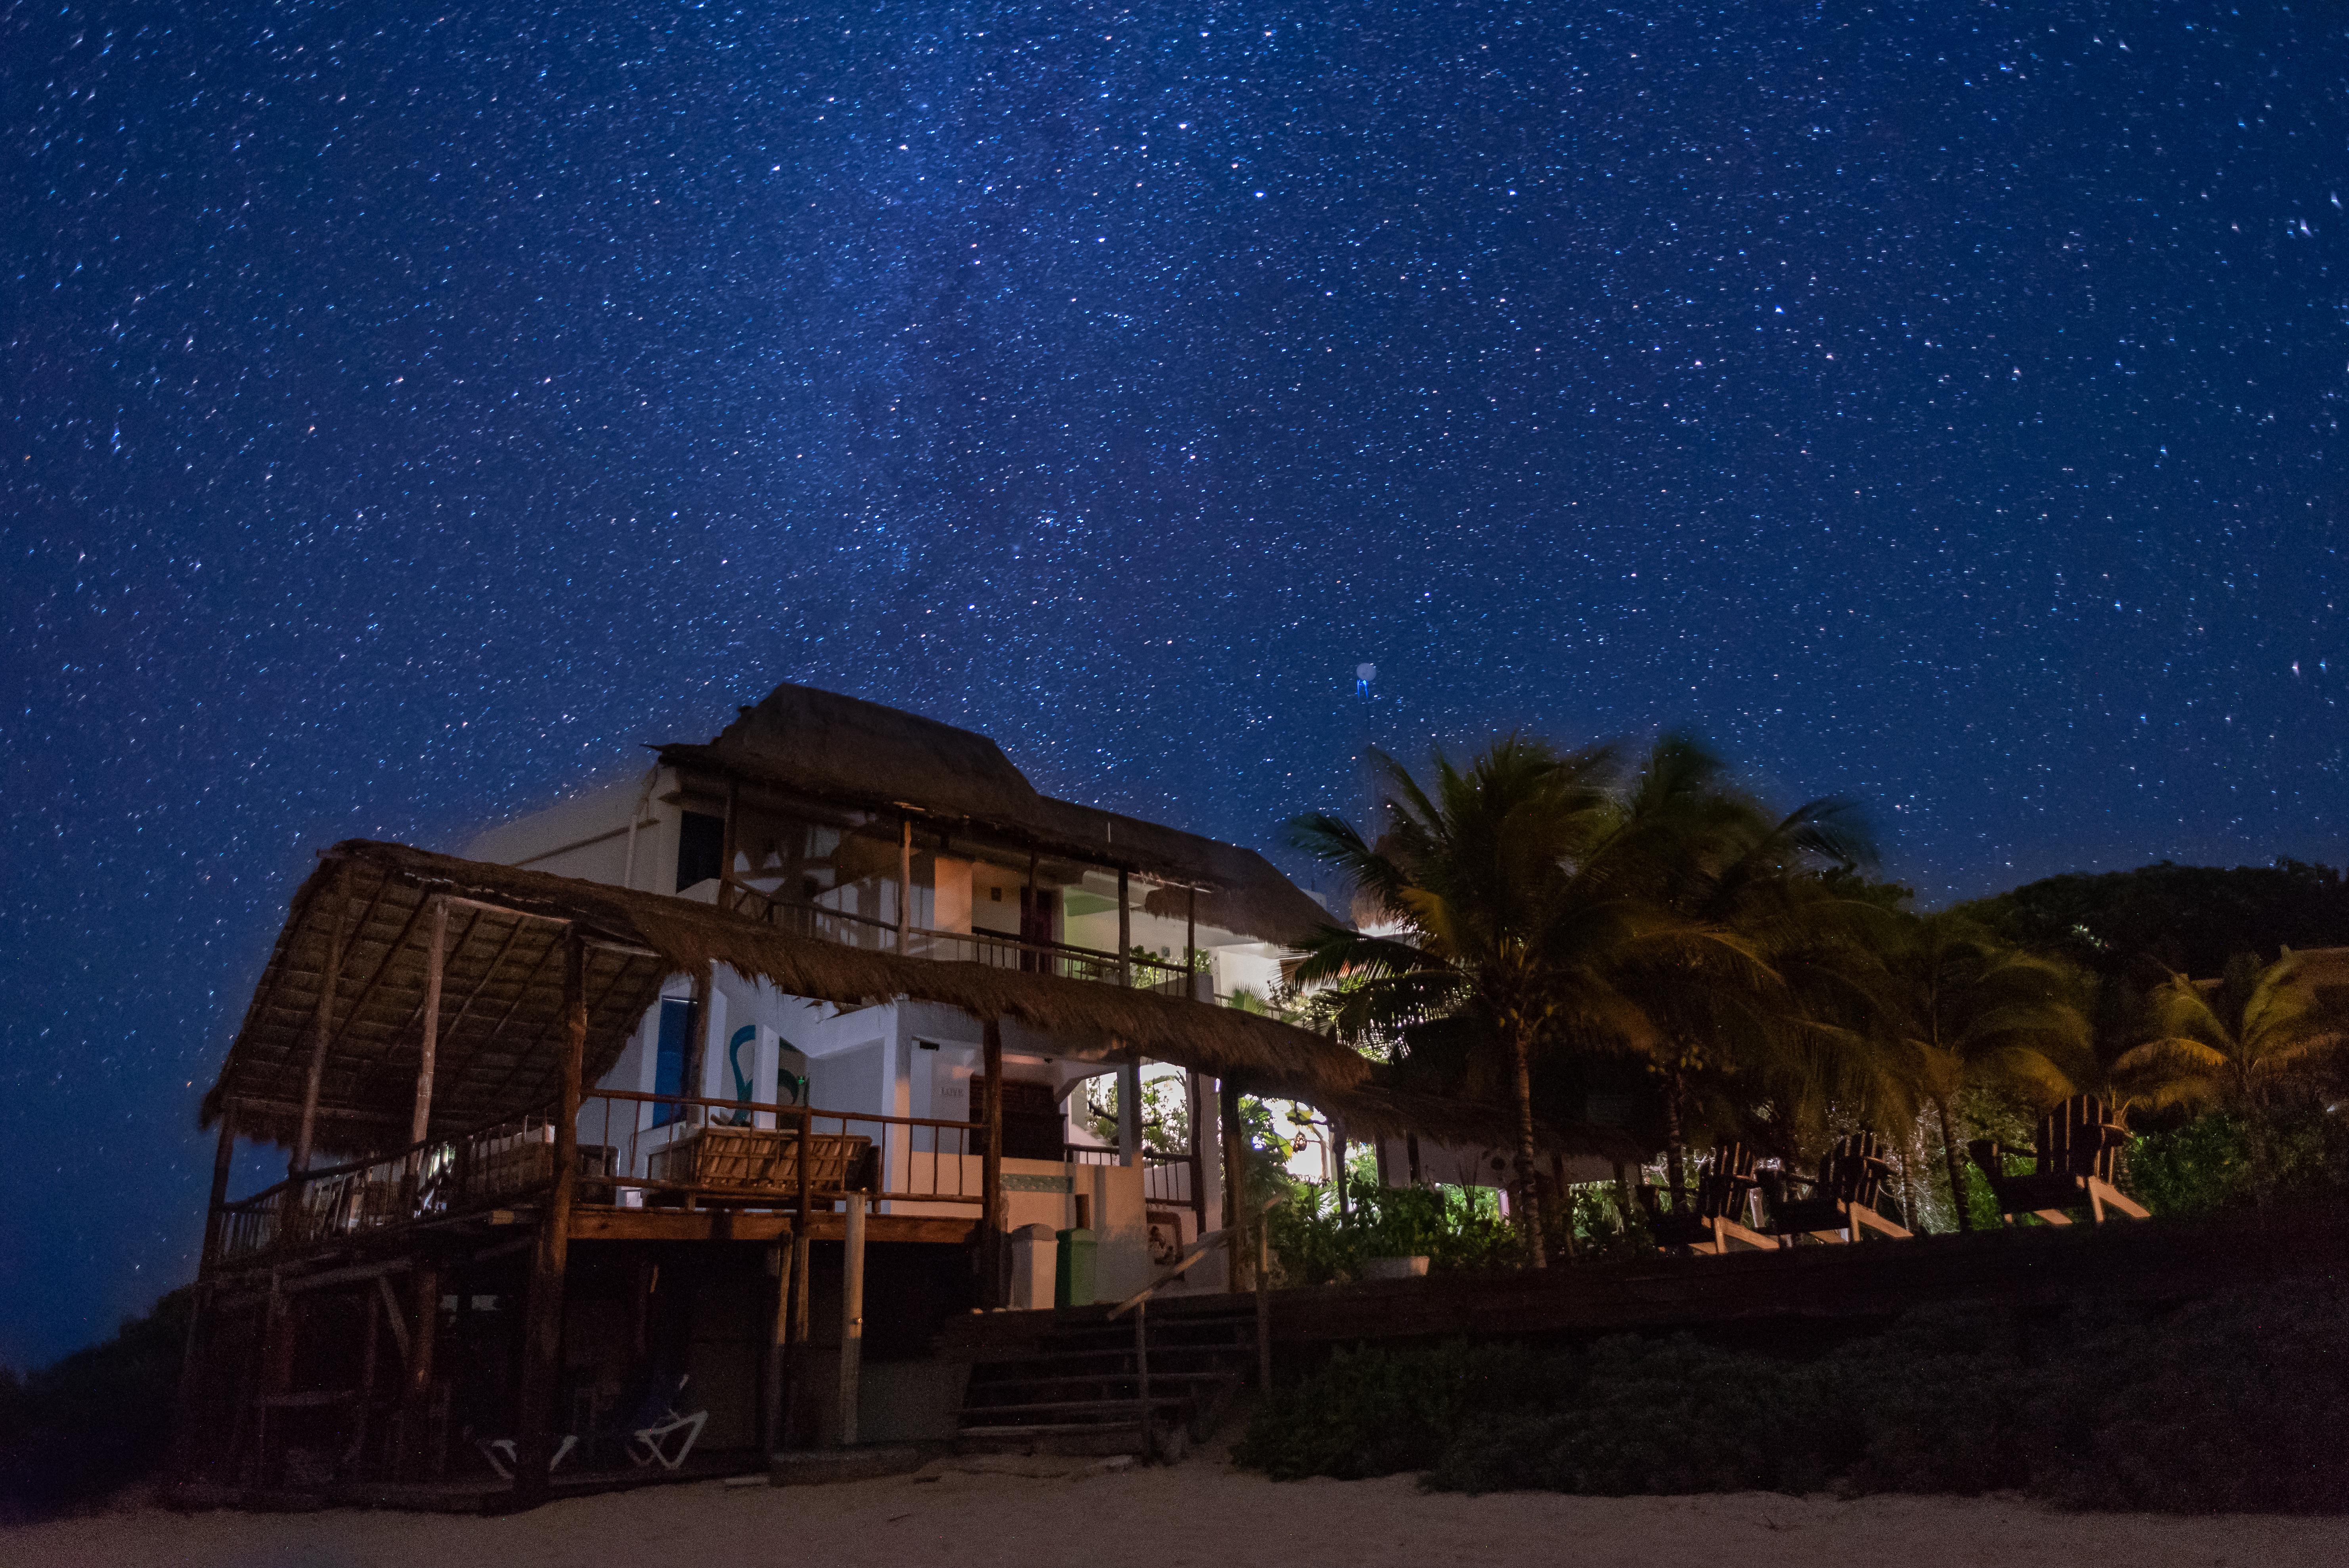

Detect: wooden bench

[647,1126,875,1205]
[1968,1094,2149,1225]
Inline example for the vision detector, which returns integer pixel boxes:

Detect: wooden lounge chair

[1636,1141,1775,1254]
[1968,1094,2148,1225]
[647,1127,873,1207]
[1762,1132,1911,1243]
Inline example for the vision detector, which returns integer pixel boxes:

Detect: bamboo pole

[409,898,446,1149]
[720,776,740,913]
[290,866,353,1176]
[200,1105,236,1279]
[513,929,586,1503]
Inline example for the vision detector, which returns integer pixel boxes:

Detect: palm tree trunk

[1932,1095,1972,1234]
[1662,1069,1688,1209]
[1509,1022,1547,1269]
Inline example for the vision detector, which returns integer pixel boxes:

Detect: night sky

[5,3,2343,1365]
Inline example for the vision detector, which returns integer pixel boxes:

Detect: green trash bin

[1054,1226,1096,1308]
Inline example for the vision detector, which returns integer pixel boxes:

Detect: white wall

[462,767,668,891]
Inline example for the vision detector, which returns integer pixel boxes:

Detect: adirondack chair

[1762,1132,1911,1243]
[1967,1094,2148,1225]
[1635,1141,1775,1254]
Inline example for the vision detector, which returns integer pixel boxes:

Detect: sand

[9,1452,2346,1568]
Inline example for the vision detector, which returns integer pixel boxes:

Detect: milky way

[4,3,2342,1360]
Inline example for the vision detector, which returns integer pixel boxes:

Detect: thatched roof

[205,840,1374,1159]
[658,682,1332,945]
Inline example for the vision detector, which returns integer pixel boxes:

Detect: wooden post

[980,1018,1005,1308]
[410,897,446,1151]
[291,868,353,1176]
[1332,1120,1349,1214]
[897,818,913,954]
[1220,1077,1251,1292]
[1117,1057,1142,1168]
[761,1241,791,1454]
[1407,1133,1423,1186]
[1116,868,1131,987]
[1133,1297,1153,1463]
[720,777,740,914]
[794,1107,813,1344]
[681,964,712,1129]
[1255,1205,1273,1391]
[1184,887,1197,998]
[200,1105,237,1280]
[513,929,586,1503]
[838,1194,866,1447]
[399,1257,440,1480]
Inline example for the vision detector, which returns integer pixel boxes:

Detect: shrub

[1236,1287,2349,1513]
[0,1288,192,1521]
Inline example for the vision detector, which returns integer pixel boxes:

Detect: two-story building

[176,684,1553,1502]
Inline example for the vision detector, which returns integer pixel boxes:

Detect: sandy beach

[10,1449,2347,1568]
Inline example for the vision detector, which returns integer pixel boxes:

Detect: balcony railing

[723,882,1204,998]
[207,1092,991,1270]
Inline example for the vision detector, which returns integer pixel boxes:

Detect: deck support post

[1332,1120,1349,1213]
[980,1018,1005,1308]
[838,1194,866,1446]
[759,1241,790,1453]
[407,897,446,1194]
[681,964,713,1130]
[290,866,353,1177]
[398,1257,440,1480]
[1219,1077,1251,1292]
[513,928,586,1504]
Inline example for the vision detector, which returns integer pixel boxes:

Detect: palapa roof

[657,683,1333,946]
[204,840,1373,1159]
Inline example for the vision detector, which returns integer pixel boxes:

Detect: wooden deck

[568,1206,976,1246]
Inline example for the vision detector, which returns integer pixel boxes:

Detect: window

[675,811,725,891]
[652,997,693,1126]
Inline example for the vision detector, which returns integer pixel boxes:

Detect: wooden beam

[291,866,355,1175]
[512,930,586,1503]
[409,898,446,1149]
[759,1241,790,1453]
[721,776,741,914]
[981,1018,1005,1308]
[567,1209,976,1246]
[200,1105,236,1279]
[1184,887,1197,998]
[398,1258,438,1480]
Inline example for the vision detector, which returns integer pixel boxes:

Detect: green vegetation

[1236,1287,2349,1513]
[0,1288,191,1521]
[1270,732,2348,1247]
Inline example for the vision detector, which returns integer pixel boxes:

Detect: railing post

[897,818,913,955]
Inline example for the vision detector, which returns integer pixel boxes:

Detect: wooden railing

[575,1089,987,1212]
[211,1109,574,1268]
[723,883,1204,996]
[1064,1142,1203,1212]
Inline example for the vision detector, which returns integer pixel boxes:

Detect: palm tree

[1287,737,1656,1266]
[2108,950,2339,1200]
[1577,735,1882,1199]
[1872,912,2092,1231]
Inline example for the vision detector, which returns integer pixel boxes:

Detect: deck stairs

[952,1303,1257,1460]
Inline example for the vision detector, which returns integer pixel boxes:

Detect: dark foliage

[1236,1287,2349,1513]
[1960,860,2349,980]
[0,1288,191,1521]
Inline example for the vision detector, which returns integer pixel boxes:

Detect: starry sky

[5,2,2344,1365]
